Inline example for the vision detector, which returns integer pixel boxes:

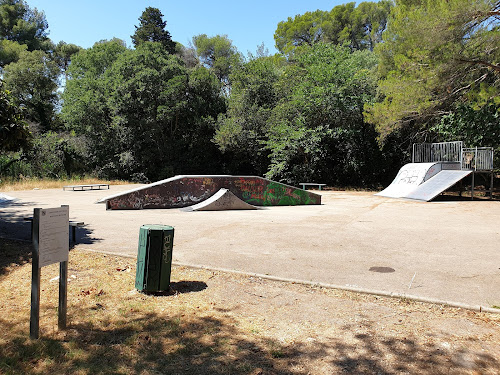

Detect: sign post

[30,205,69,339]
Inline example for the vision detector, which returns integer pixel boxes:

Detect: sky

[27,0,346,55]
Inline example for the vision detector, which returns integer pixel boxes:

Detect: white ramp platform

[375,163,442,199]
[187,188,259,211]
[377,162,470,201]
[405,170,472,201]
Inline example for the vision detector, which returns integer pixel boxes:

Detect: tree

[264,44,382,186]
[63,40,226,180]
[215,44,385,186]
[3,49,59,131]
[131,7,176,54]
[107,42,226,180]
[62,39,128,175]
[0,0,49,52]
[0,38,25,67]
[274,1,392,54]
[0,78,30,152]
[192,34,241,90]
[53,41,82,80]
[214,54,286,175]
[365,0,500,142]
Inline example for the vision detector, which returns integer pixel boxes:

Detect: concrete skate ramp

[187,188,259,211]
[376,163,442,199]
[405,170,472,201]
[98,175,321,210]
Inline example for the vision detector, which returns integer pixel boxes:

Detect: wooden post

[30,208,42,339]
[58,204,68,330]
[58,261,68,329]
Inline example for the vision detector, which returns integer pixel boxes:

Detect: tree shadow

[0,238,32,276]
[0,200,37,241]
[0,313,294,375]
[0,198,101,247]
[1,308,498,374]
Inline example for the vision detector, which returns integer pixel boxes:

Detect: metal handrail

[462,147,494,171]
[412,141,463,164]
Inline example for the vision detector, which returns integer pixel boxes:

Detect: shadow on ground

[0,200,100,249]
[0,310,497,374]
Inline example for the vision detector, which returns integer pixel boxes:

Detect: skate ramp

[186,188,259,211]
[98,175,321,210]
[376,163,442,198]
[405,170,472,201]
[377,162,470,201]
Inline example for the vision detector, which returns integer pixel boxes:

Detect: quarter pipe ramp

[377,162,471,201]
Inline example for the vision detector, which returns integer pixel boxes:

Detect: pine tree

[131,7,176,54]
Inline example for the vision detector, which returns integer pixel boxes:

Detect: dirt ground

[1,240,500,374]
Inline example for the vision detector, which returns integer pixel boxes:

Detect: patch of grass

[2,239,500,374]
[0,243,291,375]
[0,177,134,191]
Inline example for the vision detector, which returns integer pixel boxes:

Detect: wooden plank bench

[63,184,109,191]
[300,183,326,191]
[24,217,85,244]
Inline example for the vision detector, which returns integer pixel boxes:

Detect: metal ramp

[375,162,442,199]
[377,141,494,202]
[405,170,472,201]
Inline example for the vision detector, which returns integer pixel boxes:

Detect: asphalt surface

[1,184,499,310]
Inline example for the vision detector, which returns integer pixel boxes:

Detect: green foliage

[274,1,392,54]
[53,41,82,77]
[433,102,500,167]
[2,49,60,131]
[0,131,87,179]
[62,39,129,176]
[62,40,226,181]
[366,0,500,142]
[0,0,49,52]
[0,78,30,152]
[265,44,382,186]
[216,44,386,186]
[215,54,285,175]
[0,38,25,66]
[192,34,242,89]
[131,7,176,54]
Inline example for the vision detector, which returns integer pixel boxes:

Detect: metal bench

[24,217,85,244]
[300,183,326,190]
[63,184,109,191]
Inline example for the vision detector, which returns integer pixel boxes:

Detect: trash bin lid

[141,224,174,231]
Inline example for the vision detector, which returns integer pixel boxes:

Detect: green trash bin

[135,224,174,292]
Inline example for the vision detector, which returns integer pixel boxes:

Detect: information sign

[30,205,70,339]
[38,207,69,267]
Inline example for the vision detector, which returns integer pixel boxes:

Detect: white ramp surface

[188,188,259,211]
[376,163,441,198]
[405,170,472,201]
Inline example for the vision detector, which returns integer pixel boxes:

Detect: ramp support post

[471,171,475,200]
[490,171,494,199]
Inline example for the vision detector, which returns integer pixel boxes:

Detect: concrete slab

[1,185,499,309]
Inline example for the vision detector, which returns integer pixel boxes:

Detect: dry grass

[0,240,294,375]
[1,238,500,374]
[0,178,133,191]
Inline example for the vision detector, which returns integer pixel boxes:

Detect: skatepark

[1,181,499,312]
